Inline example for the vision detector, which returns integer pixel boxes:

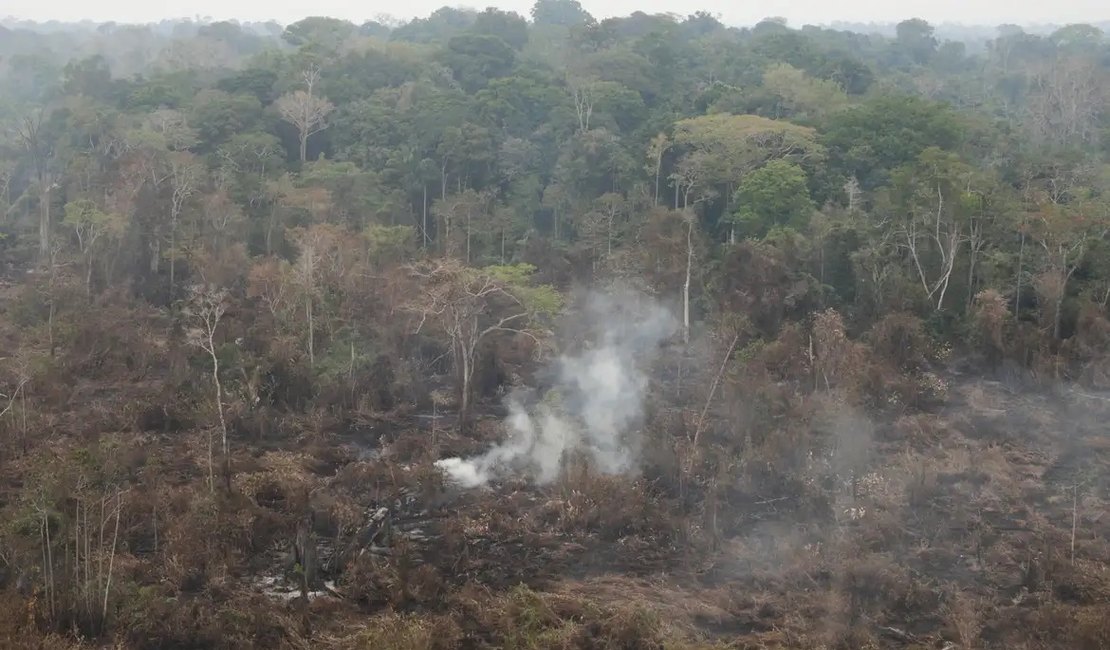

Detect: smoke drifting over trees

[438,289,674,486]
[0,8,1109,650]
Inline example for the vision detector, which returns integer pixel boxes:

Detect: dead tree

[405,260,539,422]
[276,66,335,163]
[184,285,231,492]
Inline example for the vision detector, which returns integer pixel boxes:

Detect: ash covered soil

[181,372,1110,650]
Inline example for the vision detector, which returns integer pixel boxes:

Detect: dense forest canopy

[1,6,1110,649]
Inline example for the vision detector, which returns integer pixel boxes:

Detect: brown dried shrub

[868,311,930,371]
[339,612,462,650]
[543,473,674,543]
[1026,604,1110,650]
[971,289,1010,362]
[160,490,285,592]
[944,591,983,648]
[1064,303,1110,388]
[588,605,665,650]
[813,309,868,395]
[834,552,936,620]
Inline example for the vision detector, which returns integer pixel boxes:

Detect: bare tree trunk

[458,341,471,423]
[208,339,230,491]
[98,497,105,604]
[299,131,308,164]
[71,500,78,611]
[936,264,953,310]
[967,248,978,309]
[101,490,121,629]
[39,185,50,260]
[690,333,739,458]
[188,289,230,493]
[169,216,177,292]
[1014,230,1025,317]
[86,260,94,300]
[153,498,158,553]
[653,153,662,207]
[422,184,429,249]
[267,202,277,256]
[1054,294,1064,340]
[1071,485,1078,564]
[41,508,55,622]
[47,299,55,358]
[306,294,315,367]
[206,428,214,492]
[683,217,693,346]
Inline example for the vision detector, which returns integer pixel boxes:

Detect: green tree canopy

[731,159,815,236]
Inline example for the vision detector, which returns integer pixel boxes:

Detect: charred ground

[2,10,1110,650]
[1,288,1109,649]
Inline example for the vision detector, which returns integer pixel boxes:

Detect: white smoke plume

[436,290,675,488]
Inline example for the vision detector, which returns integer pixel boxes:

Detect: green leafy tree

[62,199,127,297]
[405,259,559,420]
[731,160,814,237]
[282,16,357,56]
[188,89,263,151]
[531,0,593,27]
[761,63,848,121]
[886,147,977,310]
[471,9,530,50]
[671,113,823,233]
[821,95,962,190]
[892,18,938,67]
[437,34,517,93]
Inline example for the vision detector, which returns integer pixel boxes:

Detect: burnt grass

[2,363,1110,650]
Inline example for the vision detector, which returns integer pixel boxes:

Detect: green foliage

[673,113,823,164]
[732,160,815,236]
[391,6,476,43]
[62,199,125,237]
[761,62,849,121]
[892,18,938,66]
[530,0,593,27]
[215,67,278,104]
[282,16,356,54]
[364,224,417,263]
[62,55,114,100]
[471,8,530,50]
[486,263,564,317]
[500,584,581,649]
[4,13,1110,650]
[437,34,517,93]
[188,89,263,150]
[821,95,963,189]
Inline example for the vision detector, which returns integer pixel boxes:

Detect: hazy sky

[4,0,1108,28]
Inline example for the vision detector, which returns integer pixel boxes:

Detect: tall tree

[731,160,815,237]
[15,108,57,260]
[277,66,335,164]
[166,151,203,292]
[184,285,231,492]
[672,113,823,237]
[1027,192,1109,339]
[62,199,126,298]
[887,147,975,311]
[405,260,556,420]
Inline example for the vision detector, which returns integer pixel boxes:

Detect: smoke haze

[436,289,675,487]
